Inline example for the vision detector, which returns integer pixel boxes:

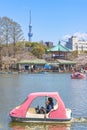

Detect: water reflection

[9,122,71,130]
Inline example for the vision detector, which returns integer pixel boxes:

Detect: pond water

[0,73,87,130]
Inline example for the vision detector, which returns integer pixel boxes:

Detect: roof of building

[18,59,76,65]
[18,59,47,64]
[47,43,72,52]
[56,59,76,64]
[46,60,76,67]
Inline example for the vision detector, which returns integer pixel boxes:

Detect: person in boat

[46,97,54,113]
[36,97,54,114]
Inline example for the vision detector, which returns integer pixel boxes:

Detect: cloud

[62,32,87,41]
[74,32,87,40]
[62,34,71,40]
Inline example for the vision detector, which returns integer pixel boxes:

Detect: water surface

[0,73,87,130]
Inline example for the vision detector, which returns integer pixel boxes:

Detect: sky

[0,0,87,45]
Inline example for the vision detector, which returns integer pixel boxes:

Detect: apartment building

[66,36,87,52]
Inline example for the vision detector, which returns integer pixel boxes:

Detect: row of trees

[0,16,24,46]
[0,16,25,57]
[0,16,48,59]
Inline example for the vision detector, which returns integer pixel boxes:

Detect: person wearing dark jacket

[46,97,54,113]
[37,97,54,114]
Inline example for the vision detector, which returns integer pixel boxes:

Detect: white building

[66,36,87,52]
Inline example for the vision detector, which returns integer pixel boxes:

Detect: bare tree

[11,21,24,45]
[10,21,24,57]
[0,17,4,44]
[0,16,24,57]
[1,17,12,46]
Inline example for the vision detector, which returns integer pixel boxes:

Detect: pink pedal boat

[71,72,86,79]
[9,92,72,123]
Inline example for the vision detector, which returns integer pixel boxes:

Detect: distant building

[40,41,53,48]
[45,42,53,47]
[47,42,71,59]
[66,36,87,53]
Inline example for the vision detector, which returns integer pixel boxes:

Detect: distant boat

[71,72,86,79]
[9,92,72,123]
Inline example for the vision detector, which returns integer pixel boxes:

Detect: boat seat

[26,107,45,118]
[53,102,58,110]
[26,103,58,118]
[26,107,49,118]
[27,107,36,114]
